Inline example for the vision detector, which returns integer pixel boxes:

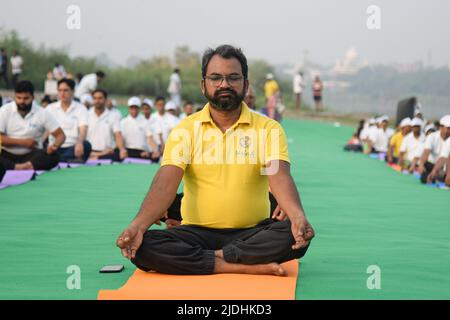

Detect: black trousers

[0,161,5,181]
[420,161,435,184]
[132,219,310,275]
[98,148,160,162]
[0,149,60,170]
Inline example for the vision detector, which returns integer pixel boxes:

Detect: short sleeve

[160,126,192,171]
[112,117,121,133]
[399,138,407,153]
[264,121,290,164]
[0,107,7,133]
[78,106,88,127]
[439,140,450,158]
[43,109,60,133]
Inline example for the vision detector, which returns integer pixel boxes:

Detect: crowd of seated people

[0,78,197,174]
[344,110,450,187]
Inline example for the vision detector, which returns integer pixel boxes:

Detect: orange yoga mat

[98,260,299,300]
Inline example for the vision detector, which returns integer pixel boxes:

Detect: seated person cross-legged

[119,97,161,162]
[87,89,127,161]
[116,45,314,277]
[0,80,66,171]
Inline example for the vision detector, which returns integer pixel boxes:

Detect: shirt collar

[198,102,252,125]
[13,101,39,117]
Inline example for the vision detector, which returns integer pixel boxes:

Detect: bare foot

[245,262,287,277]
[15,162,34,170]
[214,258,287,277]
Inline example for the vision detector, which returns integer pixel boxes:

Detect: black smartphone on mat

[99,265,124,273]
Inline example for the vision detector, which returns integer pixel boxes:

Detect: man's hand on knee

[116,224,145,259]
[291,218,315,250]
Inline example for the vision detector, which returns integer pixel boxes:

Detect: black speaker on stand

[396,97,416,126]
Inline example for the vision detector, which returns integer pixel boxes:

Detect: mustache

[215,89,237,96]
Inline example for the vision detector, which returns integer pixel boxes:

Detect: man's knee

[130,230,169,271]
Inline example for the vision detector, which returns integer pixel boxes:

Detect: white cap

[411,118,423,127]
[80,93,93,105]
[399,117,412,128]
[376,115,389,124]
[368,118,376,125]
[266,73,274,80]
[127,96,141,107]
[439,115,450,127]
[165,101,177,111]
[142,98,153,107]
[424,124,436,134]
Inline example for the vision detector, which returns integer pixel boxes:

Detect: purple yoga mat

[122,157,151,165]
[0,170,36,188]
[58,162,70,169]
[85,159,113,166]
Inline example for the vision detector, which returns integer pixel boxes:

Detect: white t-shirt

[167,73,181,95]
[46,100,88,148]
[400,132,425,162]
[423,131,446,164]
[87,108,120,151]
[108,107,123,123]
[439,138,450,159]
[369,127,394,153]
[75,73,97,98]
[361,125,377,142]
[10,55,23,74]
[152,112,180,143]
[120,115,154,151]
[144,115,163,144]
[52,65,67,79]
[0,101,59,155]
[293,74,303,94]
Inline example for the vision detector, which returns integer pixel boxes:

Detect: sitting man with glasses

[117,45,314,276]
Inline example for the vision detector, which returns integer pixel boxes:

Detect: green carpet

[0,118,449,299]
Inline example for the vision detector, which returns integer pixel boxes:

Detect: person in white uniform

[152,96,180,153]
[417,115,450,183]
[74,71,105,99]
[140,98,164,150]
[0,80,65,170]
[87,89,127,161]
[46,78,91,162]
[427,116,450,183]
[120,97,160,161]
[167,68,182,109]
[366,115,394,154]
[398,118,425,171]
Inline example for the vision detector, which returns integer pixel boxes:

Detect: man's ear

[201,79,206,95]
[244,79,249,94]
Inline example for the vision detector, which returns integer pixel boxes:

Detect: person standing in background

[167,68,182,109]
[0,48,9,89]
[312,76,323,112]
[293,71,304,110]
[10,50,24,88]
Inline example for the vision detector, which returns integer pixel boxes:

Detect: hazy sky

[1,0,450,67]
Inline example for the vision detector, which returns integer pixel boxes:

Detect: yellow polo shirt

[161,102,290,229]
[389,131,404,158]
[264,80,280,99]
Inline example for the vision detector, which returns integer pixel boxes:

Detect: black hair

[57,78,76,90]
[155,96,166,103]
[92,89,108,99]
[15,80,34,96]
[41,95,53,104]
[96,71,106,78]
[201,45,248,79]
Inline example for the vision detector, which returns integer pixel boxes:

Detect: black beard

[204,88,245,111]
[17,103,32,113]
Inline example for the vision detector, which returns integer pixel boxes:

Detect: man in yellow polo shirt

[117,45,314,276]
[387,117,412,164]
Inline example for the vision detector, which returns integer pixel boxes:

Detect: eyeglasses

[204,74,244,87]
